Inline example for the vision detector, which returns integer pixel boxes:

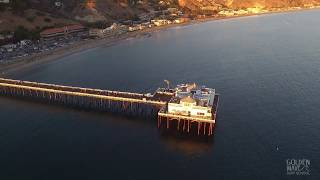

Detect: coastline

[1,7,319,77]
[0,24,176,77]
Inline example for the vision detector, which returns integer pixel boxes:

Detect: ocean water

[1,10,320,179]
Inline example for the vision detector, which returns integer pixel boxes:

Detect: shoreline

[1,7,319,77]
[0,24,176,76]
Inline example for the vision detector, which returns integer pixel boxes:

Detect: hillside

[229,0,320,8]
[179,0,320,12]
[19,0,163,23]
[27,0,138,22]
[0,9,75,32]
[0,0,162,32]
[1,0,320,32]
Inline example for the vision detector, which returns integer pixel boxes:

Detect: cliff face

[26,0,132,22]
[179,0,320,11]
[1,0,154,31]
[2,0,320,29]
[230,0,320,8]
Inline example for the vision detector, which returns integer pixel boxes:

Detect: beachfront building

[0,0,10,3]
[151,19,172,26]
[167,83,215,119]
[101,23,128,36]
[89,29,104,38]
[1,43,17,52]
[174,17,190,24]
[247,7,268,14]
[40,25,88,39]
[0,33,13,45]
[218,10,235,16]
[234,9,248,15]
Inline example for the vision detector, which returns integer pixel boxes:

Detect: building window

[197,112,205,116]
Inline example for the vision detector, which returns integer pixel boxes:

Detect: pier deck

[0,78,170,118]
[0,78,167,104]
[0,78,219,136]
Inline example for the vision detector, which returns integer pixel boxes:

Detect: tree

[44,18,52,23]
[14,26,30,41]
[13,26,40,41]
[0,4,6,11]
[10,0,29,14]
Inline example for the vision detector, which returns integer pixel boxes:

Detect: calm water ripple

[1,9,320,180]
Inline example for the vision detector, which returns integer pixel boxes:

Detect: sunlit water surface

[1,10,320,180]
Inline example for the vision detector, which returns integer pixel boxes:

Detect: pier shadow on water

[158,130,215,156]
[0,95,216,157]
[157,120,216,155]
[0,95,156,128]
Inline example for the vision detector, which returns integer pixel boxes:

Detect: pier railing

[0,78,167,117]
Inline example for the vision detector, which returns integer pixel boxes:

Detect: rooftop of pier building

[166,83,216,118]
[172,83,216,108]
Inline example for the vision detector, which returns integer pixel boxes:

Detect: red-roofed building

[40,25,88,39]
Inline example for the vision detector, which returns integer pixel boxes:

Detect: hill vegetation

[1,0,320,35]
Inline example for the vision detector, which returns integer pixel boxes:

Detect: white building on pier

[167,83,216,119]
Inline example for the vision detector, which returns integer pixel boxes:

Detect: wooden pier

[0,78,219,136]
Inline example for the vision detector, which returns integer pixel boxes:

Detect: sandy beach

[0,22,184,76]
[0,32,143,76]
[1,7,318,77]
